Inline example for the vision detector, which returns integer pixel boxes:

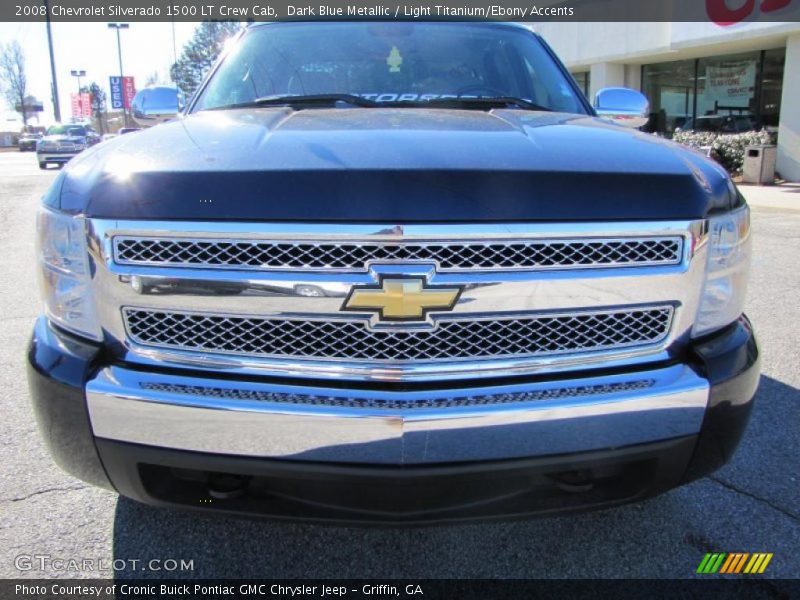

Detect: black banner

[5,0,800,22]
[3,579,800,600]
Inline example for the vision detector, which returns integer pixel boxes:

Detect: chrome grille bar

[123,306,674,363]
[89,218,705,382]
[113,236,683,272]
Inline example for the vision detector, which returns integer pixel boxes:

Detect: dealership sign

[705,60,757,104]
[109,76,136,109]
[70,92,92,119]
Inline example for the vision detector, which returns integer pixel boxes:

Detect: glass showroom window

[696,51,761,132]
[572,71,590,98]
[641,59,696,135]
[642,47,785,137]
[759,48,785,130]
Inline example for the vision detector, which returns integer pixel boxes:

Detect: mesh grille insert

[114,237,683,271]
[123,307,673,362]
[139,379,656,410]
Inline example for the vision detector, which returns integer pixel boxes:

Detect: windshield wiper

[412,97,552,112]
[210,94,380,111]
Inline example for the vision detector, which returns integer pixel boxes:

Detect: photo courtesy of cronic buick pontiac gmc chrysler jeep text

[27,22,759,524]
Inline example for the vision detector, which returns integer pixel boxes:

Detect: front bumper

[37,151,80,163]
[86,363,708,465]
[27,316,760,522]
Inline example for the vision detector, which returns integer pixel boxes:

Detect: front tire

[38,162,47,170]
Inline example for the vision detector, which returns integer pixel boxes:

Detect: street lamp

[43,0,61,123]
[108,23,130,125]
[70,69,86,121]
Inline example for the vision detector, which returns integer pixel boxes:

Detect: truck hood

[58,107,734,221]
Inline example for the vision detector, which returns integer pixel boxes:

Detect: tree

[170,21,241,99]
[0,41,29,127]
[80,82,107,133]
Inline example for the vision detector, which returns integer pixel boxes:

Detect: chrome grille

[113,236,683,271]
[123,307,673,362]
[139,379,656,409]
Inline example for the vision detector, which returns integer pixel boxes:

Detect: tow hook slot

[549,469,594,493]
[206,473,250,500]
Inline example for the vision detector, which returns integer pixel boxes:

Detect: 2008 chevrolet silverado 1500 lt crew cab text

[27,22,759,524]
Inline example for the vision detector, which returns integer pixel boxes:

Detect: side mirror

[131,86,184,128]
[594,87,649,129]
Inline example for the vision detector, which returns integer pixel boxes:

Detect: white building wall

[588,63,625,100]
[535,23,671,67]
[535,22,800,67]
[777,34,800,181]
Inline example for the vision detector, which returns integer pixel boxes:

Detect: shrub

[672,130,776,174]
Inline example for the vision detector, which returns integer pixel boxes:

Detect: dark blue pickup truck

[28,22,758,524]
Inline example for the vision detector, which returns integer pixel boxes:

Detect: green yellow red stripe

[699,552,773,575]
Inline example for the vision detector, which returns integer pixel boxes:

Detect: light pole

[108,23,130,125]
[70,69,86,121]
[43,0,61,122]
[171,19,178,70]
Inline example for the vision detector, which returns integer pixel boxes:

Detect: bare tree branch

[0,41,29,127]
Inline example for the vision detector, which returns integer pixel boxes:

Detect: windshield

[194,23,586,114]
[46,125,88,136]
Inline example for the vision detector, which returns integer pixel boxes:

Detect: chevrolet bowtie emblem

[342,277,462,322]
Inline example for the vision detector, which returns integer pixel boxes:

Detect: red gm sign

[708,0,792,25]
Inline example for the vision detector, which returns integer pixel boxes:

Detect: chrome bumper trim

[86,363,709,465]
[38,153,77,161]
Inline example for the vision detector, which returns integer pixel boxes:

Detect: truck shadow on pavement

[110,375,798,579]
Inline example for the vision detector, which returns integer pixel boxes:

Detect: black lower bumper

[26,316,760,523]
[96,436,698,525]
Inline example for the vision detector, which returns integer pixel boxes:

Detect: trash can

[743,144,777,185]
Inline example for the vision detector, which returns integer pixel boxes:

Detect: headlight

[693,205,751,337]
[36,207,102,341]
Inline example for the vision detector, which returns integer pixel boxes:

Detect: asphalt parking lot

[0,150,797,580]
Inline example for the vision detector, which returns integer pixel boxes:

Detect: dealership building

[533,22,800,181]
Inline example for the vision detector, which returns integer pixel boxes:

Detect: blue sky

[0,21,204,127]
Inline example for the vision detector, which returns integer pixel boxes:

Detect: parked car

[677,114,758,134]
[118,127,141,135]
[28,22,758,524]
[36,124,99,169]
[18,132,41,152]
